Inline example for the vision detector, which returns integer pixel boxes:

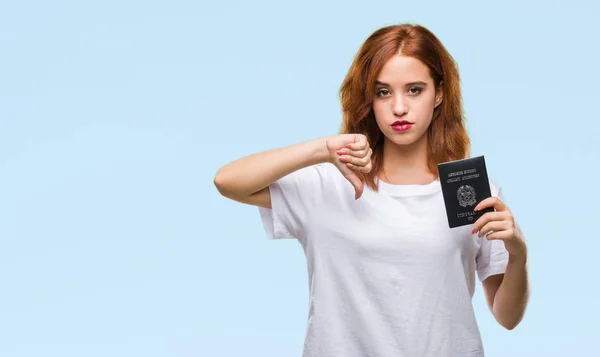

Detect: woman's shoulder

[295,162,340,181]
[299,163,355,193]
[488,177,501,197]
[280,162,341,189]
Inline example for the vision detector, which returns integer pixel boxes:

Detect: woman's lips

[391,121,413,132]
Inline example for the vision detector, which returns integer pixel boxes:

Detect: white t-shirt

[258,163,509,357]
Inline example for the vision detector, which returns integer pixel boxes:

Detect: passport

[437,155,494,228]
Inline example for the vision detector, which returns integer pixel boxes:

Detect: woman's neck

[379,136,436,185]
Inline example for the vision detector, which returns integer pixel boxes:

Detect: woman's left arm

[472,197,531,330]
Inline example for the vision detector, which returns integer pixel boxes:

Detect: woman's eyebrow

[375,80,428,87]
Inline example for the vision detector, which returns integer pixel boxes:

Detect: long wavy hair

[339,24,470,190]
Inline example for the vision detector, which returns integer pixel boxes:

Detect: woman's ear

[435,81,444,108]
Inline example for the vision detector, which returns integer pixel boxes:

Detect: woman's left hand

[471,197,527,258]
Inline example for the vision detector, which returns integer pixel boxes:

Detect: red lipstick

[391,120,413,132]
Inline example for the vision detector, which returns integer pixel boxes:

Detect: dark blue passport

[437,155,494,228]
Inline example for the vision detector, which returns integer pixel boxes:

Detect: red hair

[339,24,470,190]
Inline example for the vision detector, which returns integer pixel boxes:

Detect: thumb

[344,171,364,200]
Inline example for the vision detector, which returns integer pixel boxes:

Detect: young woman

[214,23,530,357]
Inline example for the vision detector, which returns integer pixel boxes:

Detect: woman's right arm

[213,136,333,209]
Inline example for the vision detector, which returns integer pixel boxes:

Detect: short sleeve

[476,181,510,281]
[258,163,330,241]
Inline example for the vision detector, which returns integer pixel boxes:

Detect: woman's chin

[383,131,427,148]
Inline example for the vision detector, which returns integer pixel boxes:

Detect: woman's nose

[392,96,408,116]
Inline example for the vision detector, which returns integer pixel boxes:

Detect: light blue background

[2,1,598,356]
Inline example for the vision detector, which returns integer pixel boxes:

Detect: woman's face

[372,55,443,148]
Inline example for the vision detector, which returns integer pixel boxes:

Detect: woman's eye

[408,87,423,95]
[376,89,390,97]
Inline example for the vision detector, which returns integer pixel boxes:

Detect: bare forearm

[493,252,530,329]
[214,137,331,199]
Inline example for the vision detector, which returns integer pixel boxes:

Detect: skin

[371,54,443,187]
[214,53,529,331]
[473,198,530,330]
[335,55,444,194]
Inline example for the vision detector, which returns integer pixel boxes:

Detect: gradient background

[2,1,598,356]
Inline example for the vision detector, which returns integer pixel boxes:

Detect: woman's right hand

[325,134,373,200]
